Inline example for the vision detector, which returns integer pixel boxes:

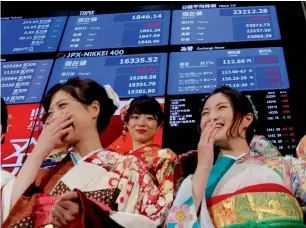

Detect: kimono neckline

[222,152,248,160]
[71,148,105,165]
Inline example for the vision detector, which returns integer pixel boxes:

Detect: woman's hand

[50,191,80,227]
[191,120,218,212]
[34,113,73,159]
[197,120,218,170]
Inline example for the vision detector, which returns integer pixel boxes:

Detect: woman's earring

[122,125,127,142]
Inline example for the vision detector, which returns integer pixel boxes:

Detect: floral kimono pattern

[125,144,183,191]
[249,135,282,158]
[166,152,306,228]
[2,149,173,228]
[297,135,306,161]
[40,151,70,168]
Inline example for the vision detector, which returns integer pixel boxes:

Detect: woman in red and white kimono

[2,78,173,228]
[108,96,184,213]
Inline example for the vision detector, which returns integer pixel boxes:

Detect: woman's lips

[214,123,224,130]
[136,129,147,134]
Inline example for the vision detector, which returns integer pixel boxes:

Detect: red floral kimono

[109,144,184,195]
[1,149,173,228]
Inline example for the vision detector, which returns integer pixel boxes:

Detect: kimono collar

[70,148,105,165]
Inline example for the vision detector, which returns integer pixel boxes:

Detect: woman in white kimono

[166,86,306,228]
[2,78,172,228]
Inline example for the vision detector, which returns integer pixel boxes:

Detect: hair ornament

[120,104,130,123]
[246,95,258,120]
[104,84,120,109]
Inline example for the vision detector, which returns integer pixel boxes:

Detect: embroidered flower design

[108,177,119,187]
[141,150,157,160]
[158,149,175,159]
[126,180,133,195]
[145,204,157,216]
[120,104,130,122]
[143,174,151,185]
[254,141,268,152]
[162,180,173,193]
[97,152,114,163]
[91,158,102,165]
[157,197,165,207]
[119,196,125,203]
[237,153,265,165]
[143,147,152,152]
[168,205,193,228]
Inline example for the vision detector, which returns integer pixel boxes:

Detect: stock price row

[2,5,280,54]
[168,47,289,95]
[1,47,290,104]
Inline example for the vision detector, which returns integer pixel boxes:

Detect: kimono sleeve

[250,135,282,158]
[154,149,177,183]
[155,148,184,194]
[284,156,306,203]
[109,155,171,227]
[165,175,214,228]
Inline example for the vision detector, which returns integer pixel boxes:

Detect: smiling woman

[2,78,174,228]
[166,86,306,228]
[108,96,184,206]
[124,96,163,148]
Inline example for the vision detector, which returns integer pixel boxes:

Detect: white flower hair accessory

[104,84,120,109]
[246,95,258,120]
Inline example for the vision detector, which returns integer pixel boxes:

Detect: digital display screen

[167,47,289,95]
[48,53,168,98]
[1,17,67,54]
[1,2,306,174]
[1,59,54,104]
[59,11,171,51]
[171,5,281,45]
[164,90,297,156]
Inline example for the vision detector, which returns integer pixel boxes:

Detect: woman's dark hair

[43,77,117,132]
[1,97,8,134]
[124,95,164,126]
[199,86,257,144]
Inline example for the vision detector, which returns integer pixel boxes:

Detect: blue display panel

[59,11,171,51]
[167,47,289,95]
[171,6,281,45]
[1,59,54,104]
[48,53,168,97]
[1,17,67,54]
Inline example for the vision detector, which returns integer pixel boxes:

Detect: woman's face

[200,93,234,145]
[126,113,160,144]
[200,92,253,146]
[47,90,99,145]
